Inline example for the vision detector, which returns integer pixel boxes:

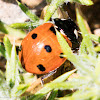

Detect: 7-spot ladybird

[19,18,81,74]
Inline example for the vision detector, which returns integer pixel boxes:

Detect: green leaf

[95,55,100,78]
[90,34,100,43]
[17,0,39,22]
[53,69,76,83]
[76,7,96,57]
[56,29,93,75]
[9,22,35,29]
[9,43,17,88]
[28,94,45,100]
[4,37,20,91]
[44,0,93,22]
[56,29,73,58]
[0,70,10,98]
[58,90,95,100]
[16,84,30,96]
[3,37,21,97]
[29,70,76,100]
[3,36,12,59]
[9,22,37,29]
[0,20,26,38]
[6,43,17,88]
[0,43,5,57]
[48,90,58,100]
[10,67,21,97]
[44,0,65,22]
[9,20,43,29]
[46,81,85,90]
[79,39,87,55]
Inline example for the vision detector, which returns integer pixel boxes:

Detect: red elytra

[19,23,72,74]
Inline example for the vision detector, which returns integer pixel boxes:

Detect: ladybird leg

[41,69,57,85]
[40,78,44,87]
[42,69,57,80]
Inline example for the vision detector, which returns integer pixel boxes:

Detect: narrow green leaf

[6,61,11,86]
[9,22,37,29]
[53,69,76,83]
[56,29,77,63]
[78,54,97,67]
[28,94,45,100]
[16,84,30,96]
[3,36,12,59]
[38,70,76,93]
[0,20,26,38]
[4,37,20,91]
[44,0,65,22]
[79,39,87,55]
[56,29,93,75]
[76,7,96,57]
[6,43,17,88]
[0,43,5,57]
[5,42,21,97]
[59,89,96,100]
[30,70,76,99]
[90,34,100,43]
[9,43,17,88]
[47,81,85,90]
[44,0,93,22]
[48,90,58,100]
[9,20,43,29]
[10,64,21,97]
[17,0,39,22]
[95,55,100,78]
[0,71,10,98]
[0,82,10,98]
[56,29,73,57]
[9,22,35,29]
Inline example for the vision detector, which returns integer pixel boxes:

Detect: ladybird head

[54,18,82,50]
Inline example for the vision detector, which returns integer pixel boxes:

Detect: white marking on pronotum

[74,29,78,39]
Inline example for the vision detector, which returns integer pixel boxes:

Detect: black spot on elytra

[37,64,45,71]
[31,33,37,39]
[50,27,56,35]
[44,45,52,52]
[60,53,64,58]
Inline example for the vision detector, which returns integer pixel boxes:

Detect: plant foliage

[0,0,100,100]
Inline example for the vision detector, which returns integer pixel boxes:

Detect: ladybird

[19,18,81,74]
